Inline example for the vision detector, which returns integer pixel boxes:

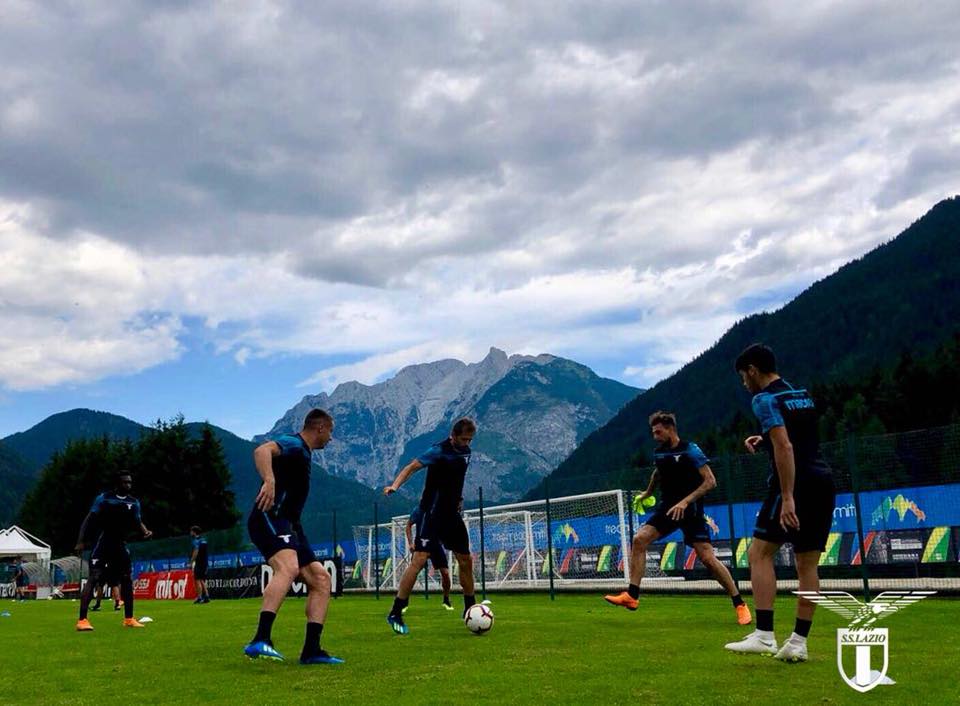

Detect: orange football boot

[76,618,94,631]
[122,618,145,628]
[603,591,639,611]
[736,603,753,625]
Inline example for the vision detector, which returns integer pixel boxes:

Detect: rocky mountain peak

[263,348,640,499]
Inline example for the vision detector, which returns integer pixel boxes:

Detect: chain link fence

[51,423,959,599]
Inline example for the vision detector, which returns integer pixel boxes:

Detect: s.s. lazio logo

[794,590,935,693]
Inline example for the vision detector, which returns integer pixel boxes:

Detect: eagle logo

[795,590,935,692]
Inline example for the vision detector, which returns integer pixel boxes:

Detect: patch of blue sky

[734,284,806,316]
[0,317,358,440]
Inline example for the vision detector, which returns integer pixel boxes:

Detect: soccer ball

[464,604,494,634]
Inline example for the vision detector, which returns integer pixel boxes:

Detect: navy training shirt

[87,492,142,548]
[654,440,710,506]
[192,535,208,563]
[751,377,830,489]
[263,433,313,524]
[417,439,471,515]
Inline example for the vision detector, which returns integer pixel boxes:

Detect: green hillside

[3,410,409,538]
[2,409,146,472]
[530,196,960,498]
[0,444,34,526]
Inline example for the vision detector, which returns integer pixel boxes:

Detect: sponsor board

[192,558,345,600]
[260,557,343,597]
[133,570,197,600]
[205,566,261,599]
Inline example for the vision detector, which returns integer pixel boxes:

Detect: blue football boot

[243,640,284,661]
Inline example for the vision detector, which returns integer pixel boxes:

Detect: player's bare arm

[744,435,763,453]
[667,465,717,520]
[383,459,424,495]
[74,511,94,552]
[637,469,658,502]
[768,426,799,531]
[253,441,281,510]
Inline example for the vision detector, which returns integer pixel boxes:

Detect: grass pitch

[0,592,953,705]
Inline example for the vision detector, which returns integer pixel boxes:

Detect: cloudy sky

[1,1,958,438]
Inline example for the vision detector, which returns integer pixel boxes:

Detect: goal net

[353,489,675,592]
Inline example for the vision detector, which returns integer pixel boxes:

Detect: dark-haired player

[605,412,750,625]
[89,580,121,612]
[190,526,210,604]
[383,418,477,634]
[75,471,152,631]
[405,504,453,610]
[244,409,343,665]
[12,557,28,602]
[724,343,835,662]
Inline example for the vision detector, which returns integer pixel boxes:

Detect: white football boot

[724,630,778,655]
[775,634,808,662]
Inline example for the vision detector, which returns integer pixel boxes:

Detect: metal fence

[89,423,960,599]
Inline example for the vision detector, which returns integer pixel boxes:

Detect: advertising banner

[134,558,343,600]
[132,570,197,600]
[259,557,343,598]
[205,566,262,599]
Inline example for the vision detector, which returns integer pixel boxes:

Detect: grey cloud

[615,68,839,157]
[1,0,959,282]
[876,142,960,209]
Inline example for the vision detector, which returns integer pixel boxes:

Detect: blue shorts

[753,474,836,553]
[644,505,711,547]
[89,542,132,585]
[415,511,469,556]
[247,510,316,567]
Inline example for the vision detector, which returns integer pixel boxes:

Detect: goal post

[354,488,674,592]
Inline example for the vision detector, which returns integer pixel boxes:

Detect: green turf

[0,593,953,704]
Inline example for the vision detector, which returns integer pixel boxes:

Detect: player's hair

[303,408,333,429]
[190,526,202,535]
[648,411,677,428]
[452,417,477,435]
[116,470,133,482]
[735,343,777,374]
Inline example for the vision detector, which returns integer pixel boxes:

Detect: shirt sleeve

[132,499,143,524]
[89,493,106,514]
[274,436,302,456]
[687,443,710,469]
[751,392,785,433]
[416,446,443,467]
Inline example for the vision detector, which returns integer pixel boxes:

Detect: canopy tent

[0,526,51,563]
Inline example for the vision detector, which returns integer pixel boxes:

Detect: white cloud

[297,341,479,390]
[0,203,183,388]
[0,2,959,396]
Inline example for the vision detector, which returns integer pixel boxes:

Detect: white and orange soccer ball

[464,603,494,634]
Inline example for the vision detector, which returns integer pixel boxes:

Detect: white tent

[1,526,52,598]
[0,526,51,563]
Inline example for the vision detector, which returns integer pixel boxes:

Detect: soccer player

[605,412,751,625]
[383,418,477,634]
[74,471,153,631]
[243,409,343,665]
[190,526,210,604]
[12,557,28,602]
[724,343,835,662]
[405,503,454,610]
[89,580,121,612]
